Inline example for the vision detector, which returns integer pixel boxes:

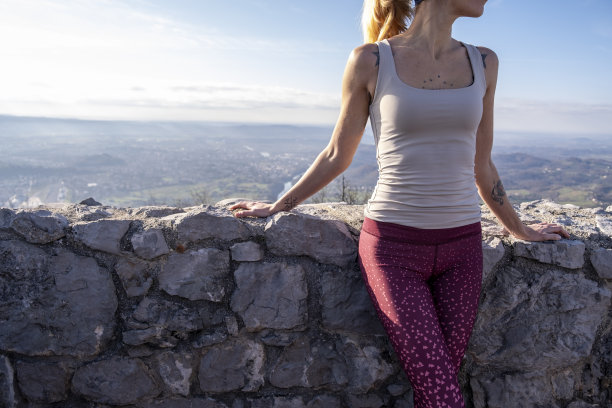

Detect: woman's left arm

[474,47,570,242]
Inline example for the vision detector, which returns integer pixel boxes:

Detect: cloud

[496,98,612,135]
[0,0,346,124]
[0,80,341,124]
[82,82,340,110]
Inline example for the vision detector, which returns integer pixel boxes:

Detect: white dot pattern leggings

[358,217,483,408]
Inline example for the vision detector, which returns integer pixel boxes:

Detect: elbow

[474,159,493,185]
[324,146,352,173]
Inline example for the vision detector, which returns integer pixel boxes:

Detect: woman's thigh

[358,229,466,407]
[429,232,483,374]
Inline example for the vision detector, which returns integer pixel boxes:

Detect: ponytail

[361,0,414,43]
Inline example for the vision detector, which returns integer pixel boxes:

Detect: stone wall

[0,199,610,408]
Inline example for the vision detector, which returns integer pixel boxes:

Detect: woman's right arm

[231,43,379,218]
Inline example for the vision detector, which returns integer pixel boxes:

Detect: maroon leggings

[358,217,483,408]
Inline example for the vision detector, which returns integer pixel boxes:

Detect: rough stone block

[338,337,395,394]
[0,243,117,358]
[320,269,384,335]
[387,383,409,397]
[198,339,264,393]
[132,229,170,259]
[470,372,554,408]
[167,207,251,242]
[481,218,506,237]
[596,214,612,237]
[346,394,385,408]
[129,206,185,218]
[72,357,160,405]
[393,395,415,408]
[306,395,342,408]
[469,268,611,371]
[0,208,15,230]
[550,369,575,400]
[566,401,600,408]
[72,219,131,254]
[269,337,348,389]
[259,331,301,347]
[58,203,113,222]
[15,361,71,403]
[155,351,195,396]
[79,197,102,206]
[115,257,153,297]
[0,355,16,408]
[591,248,612,279]
[513,239,585,269]
[265,212,357,267]
[128,345,155,358]
[225,315,239,336]
[159,248,230,301]
[230,241,263,262]
[123,327,178,348]
[250,397,305,408]
[482,236,505,282]
[192,329,227,348]
[231,262,307,331]
[132,297,213,333]
[9,209,68,244]
[139,397,229,408]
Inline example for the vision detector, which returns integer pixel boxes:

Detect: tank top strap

[371,39,394,104]
[462,42,487,94]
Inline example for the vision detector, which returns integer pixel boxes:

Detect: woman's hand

[230,201,277,218]
[511,222,571,242]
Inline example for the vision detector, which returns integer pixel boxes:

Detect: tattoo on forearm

[283,196,298,211]
[481,53,488,69]
[491,180,506,205]
[373,51,380,67]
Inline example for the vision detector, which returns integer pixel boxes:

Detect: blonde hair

[361,0,414,43]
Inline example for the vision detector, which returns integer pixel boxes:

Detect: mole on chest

[390,45,474,90]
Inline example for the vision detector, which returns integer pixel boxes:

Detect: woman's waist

[371,182,479,202]
[360,213,482,244]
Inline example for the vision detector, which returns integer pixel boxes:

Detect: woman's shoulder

[350,42,380,67]
[345,43,381,81]
[473,45,499,89]
[475,45,499,70]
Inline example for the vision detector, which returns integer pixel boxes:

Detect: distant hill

[493,153,612,207]
[0,115,610,208]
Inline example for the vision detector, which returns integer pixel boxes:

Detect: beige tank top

[364,39,486,229]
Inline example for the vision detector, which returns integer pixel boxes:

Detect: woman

[231,0,569,406]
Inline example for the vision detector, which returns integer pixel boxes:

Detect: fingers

[531,222,571,239]
[543,223,571,239]
[229,201,251,218]
[230,202,269,218]
[229,201,251,210]
[551,226,571,238]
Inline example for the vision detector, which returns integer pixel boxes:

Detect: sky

[1,0,611,135]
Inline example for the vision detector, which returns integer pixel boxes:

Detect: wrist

[270,201,287,214]
[509,224,530,240]
[274,194,300,213]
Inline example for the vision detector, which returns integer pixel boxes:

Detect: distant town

[1,115,611,209]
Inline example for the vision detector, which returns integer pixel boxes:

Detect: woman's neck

[402,1,458,59]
